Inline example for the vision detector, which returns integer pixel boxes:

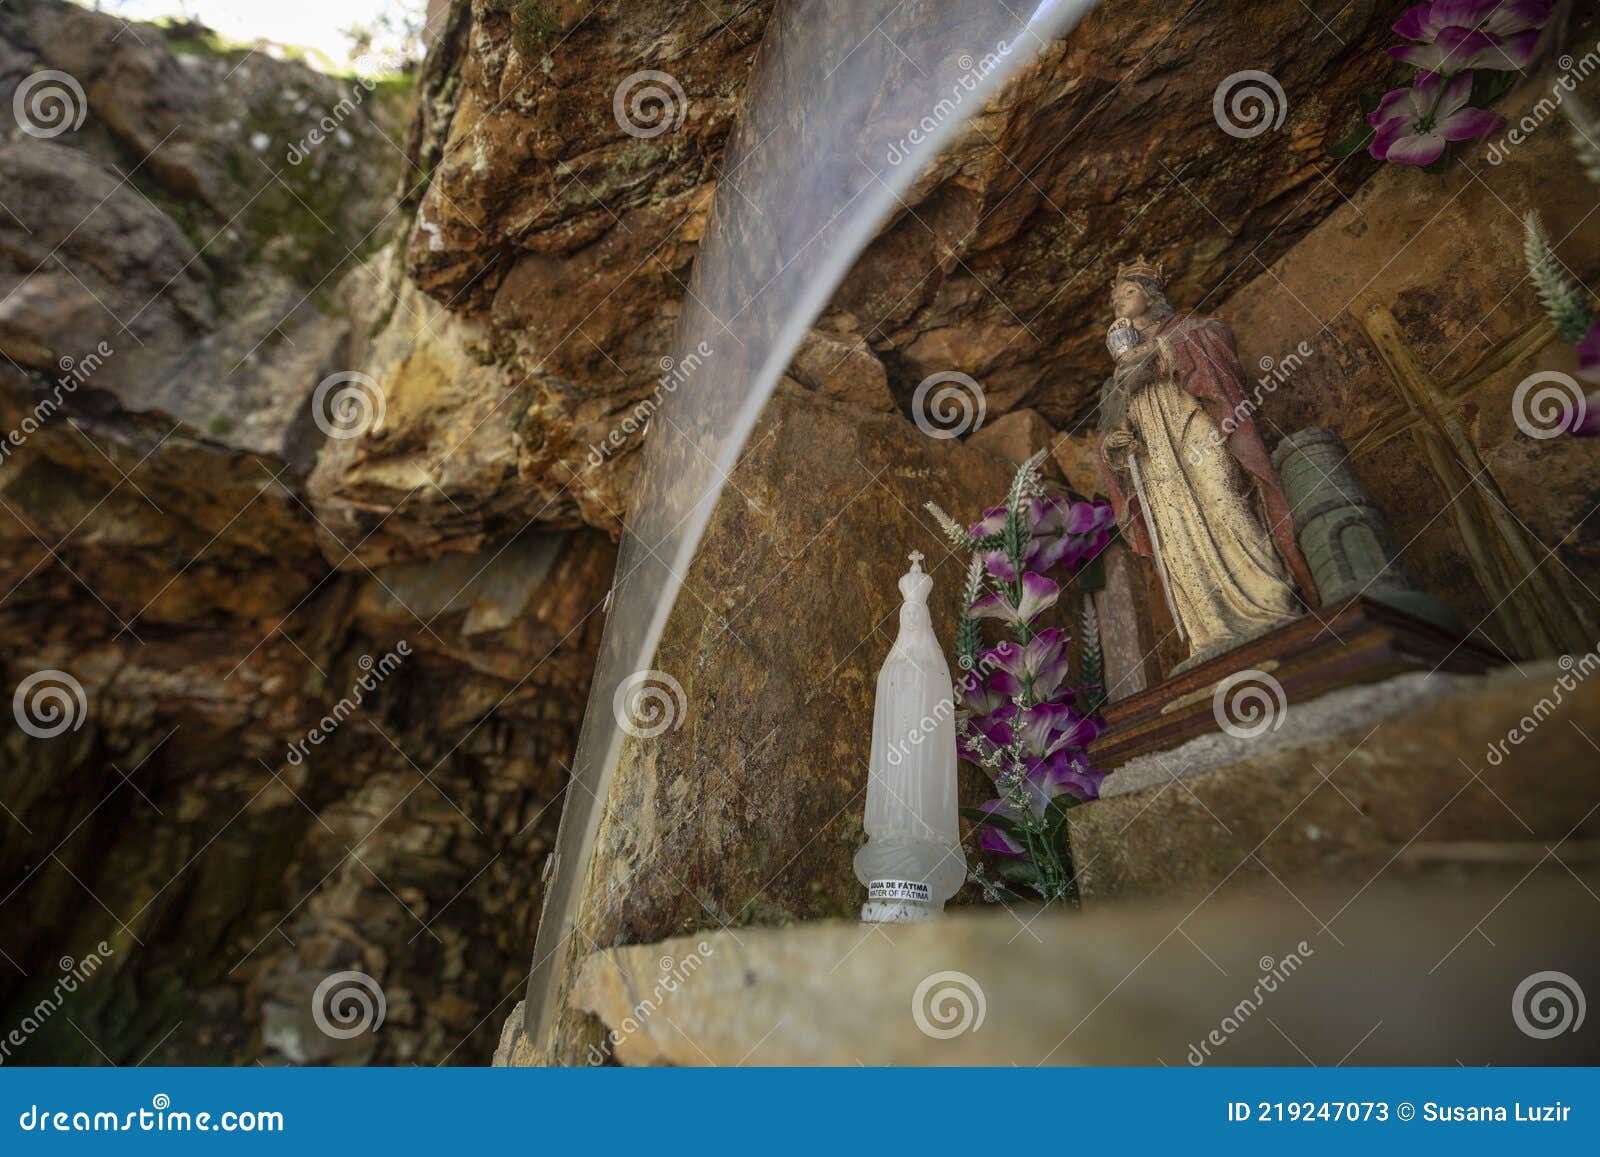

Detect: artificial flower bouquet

[926,450,1116,903]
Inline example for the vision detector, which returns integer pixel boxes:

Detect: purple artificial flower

[956,708,1015,765]
[1391,0,1551,72]
[1574,323,1600,436]
[1035,496,1113,535]
[1018,750,1103,810]
[1578,321,1600,385]
[970,497,1116,582]
[1012,702,1078,755]
[975,799,1026,857]
[976,639,1021,674]
[972,752,1113,857]
[968,571,1061,629]
[955,670,1019,764]
[963,698,1105,765]
[1368,71,1503,165]
[971,751,1104,859]
[971,707,1018,752]
[1029,496,1117,573]
[1042,710,1105,753]
[982,627,1072,701]
[1043,751,1104,802]
[956,669,1017,716]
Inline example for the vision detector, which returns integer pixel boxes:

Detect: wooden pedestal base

[1086,596,1505,770]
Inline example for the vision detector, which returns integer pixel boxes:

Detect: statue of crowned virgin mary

[1095,256,1319,671]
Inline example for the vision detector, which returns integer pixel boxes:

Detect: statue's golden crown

[1112,256,1165,286]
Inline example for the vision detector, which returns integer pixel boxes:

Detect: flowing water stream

[524,0,1105,1043]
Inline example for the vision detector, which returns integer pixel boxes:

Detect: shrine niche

[1063,13,1600,912]
[487,0,1600,1071]
[5,0,1600,1079]
[1079,262,1505,773]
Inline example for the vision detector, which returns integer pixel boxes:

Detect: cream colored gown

[1126,349,1298,659]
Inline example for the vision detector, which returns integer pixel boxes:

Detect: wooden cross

[1344,303,1590,658]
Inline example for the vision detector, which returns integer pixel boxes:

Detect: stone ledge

[497,873,1599,1066]
[1100,666,1515,797]
[1071,661,1600,901]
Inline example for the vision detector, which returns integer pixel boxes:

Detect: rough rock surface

[0,2,611,1066]
[966,407,1061,478]
[328,0,1411,548]
[0,3,404,463]
[7,0,1595,1070]
[538,387,1025,1062]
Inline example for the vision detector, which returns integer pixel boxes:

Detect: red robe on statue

[1096,314,1320,609]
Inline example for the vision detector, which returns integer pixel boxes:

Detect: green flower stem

[1416,76,1449,132]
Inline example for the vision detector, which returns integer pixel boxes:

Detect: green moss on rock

[486,0,560,61]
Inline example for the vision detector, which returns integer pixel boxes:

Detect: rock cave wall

[4,0,1595,1066]
[0,0,611,1065]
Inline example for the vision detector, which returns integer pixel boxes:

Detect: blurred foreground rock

[497,874,1600,1065]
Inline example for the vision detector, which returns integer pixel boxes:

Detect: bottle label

[868,879,931,904]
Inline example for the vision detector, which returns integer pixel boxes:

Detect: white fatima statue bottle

[854,551,966,922]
